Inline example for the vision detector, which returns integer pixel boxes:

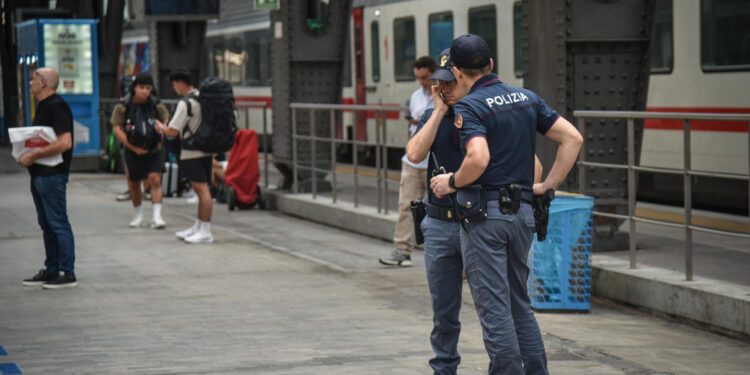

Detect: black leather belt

[425,203,459,222]
[484,187,534,204]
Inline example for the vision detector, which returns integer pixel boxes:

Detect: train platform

[1,145,749,373]
[259,159,750,339]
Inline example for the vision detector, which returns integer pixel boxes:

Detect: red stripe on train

[234,96,401,120]
[645,107,750,132]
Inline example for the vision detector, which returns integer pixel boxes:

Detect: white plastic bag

[8,126,63,167]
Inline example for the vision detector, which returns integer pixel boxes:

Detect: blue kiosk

[16,19,100,161]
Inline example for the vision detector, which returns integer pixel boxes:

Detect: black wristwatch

[448,174,458,190]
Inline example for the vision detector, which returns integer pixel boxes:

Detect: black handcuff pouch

[455,185,488,225]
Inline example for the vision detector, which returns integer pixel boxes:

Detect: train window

[650,0,673,74]
[468,5,497,74]
[429,12,453,61]
[394,16,416,81]
[513,2,522,77]
[244,29,270,86]
[371,21,380,82]
[701,0,750,71]
[206,30,271,87]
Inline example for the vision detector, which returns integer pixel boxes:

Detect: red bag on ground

[225,129,260,205]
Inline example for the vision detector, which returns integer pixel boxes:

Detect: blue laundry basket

[528,194,594,311]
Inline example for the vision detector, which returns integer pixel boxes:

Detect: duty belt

[484,187,534,204]
[425,203,459,222]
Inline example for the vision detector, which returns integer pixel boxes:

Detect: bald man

[20,67,78,289]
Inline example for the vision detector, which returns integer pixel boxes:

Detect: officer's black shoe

[21,269,56,286]
[379,250,412,267]
[42,272,78,289]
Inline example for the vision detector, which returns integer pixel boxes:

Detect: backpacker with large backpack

[182,77,237,153]
[122,93,163,151]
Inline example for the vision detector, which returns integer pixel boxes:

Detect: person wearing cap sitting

[430,34,582,375]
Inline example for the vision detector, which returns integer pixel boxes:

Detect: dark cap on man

[430,48,455,82]
[450,34,491,69]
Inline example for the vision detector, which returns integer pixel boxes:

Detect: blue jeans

[461,202,547,375]
[31,174,75,275]
[422,216,463,375]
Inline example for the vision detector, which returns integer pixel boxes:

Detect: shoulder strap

[181,94,198,137]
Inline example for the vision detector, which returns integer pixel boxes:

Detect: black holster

[499,183,524,214]
[532,189,555,241]
[410,200,426,245]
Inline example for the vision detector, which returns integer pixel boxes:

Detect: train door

[352,7,367,142]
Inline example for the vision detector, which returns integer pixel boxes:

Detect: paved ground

[1,171,749,374]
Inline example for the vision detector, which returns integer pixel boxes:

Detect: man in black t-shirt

[18,67,78,289]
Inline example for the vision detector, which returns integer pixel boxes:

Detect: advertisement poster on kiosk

[16,19,99,162]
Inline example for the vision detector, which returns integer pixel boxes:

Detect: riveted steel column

[578,116,586,194]
[684,119,692,281]
[627,118,636,269]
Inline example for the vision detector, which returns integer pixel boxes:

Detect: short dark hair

[414,56,437,73]
[457,64,492,78]
[133,73,154,87]
[168,68,193,85]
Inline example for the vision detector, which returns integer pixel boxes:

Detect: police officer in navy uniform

[431,34,583,375]
[406,49,466,374]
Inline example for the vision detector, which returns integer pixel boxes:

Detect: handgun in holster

[499,183,524,214]
[532,189,555,241]
[410,199,426,245]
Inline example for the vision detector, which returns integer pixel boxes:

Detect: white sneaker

[176,226,197,240]
[129,215,143,228]
[186,195,199,204]
[184,230,214,244]
[151,216,167,229]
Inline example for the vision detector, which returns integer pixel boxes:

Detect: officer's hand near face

[431,84,448,115]
[430,172,455,198]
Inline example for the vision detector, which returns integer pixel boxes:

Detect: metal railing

[289,103,408,214]
[575,110,750,281]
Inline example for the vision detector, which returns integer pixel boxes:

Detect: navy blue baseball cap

[450,34,491,69]
[429,48,455,82]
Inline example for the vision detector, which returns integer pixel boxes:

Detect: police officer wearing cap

[431,34,583,375]
[406,48,466,374]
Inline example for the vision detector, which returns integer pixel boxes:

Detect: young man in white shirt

[380,56,436,267]
[156,69,214,244]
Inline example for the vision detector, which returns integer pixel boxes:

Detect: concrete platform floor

[1,171,749,374]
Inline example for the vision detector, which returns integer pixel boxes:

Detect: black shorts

[180,156,213,183]
[125,149,165,181]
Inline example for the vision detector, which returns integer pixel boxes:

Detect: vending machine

[16,19,100,159]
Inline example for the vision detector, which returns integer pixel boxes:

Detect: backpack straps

[181,92,199,138]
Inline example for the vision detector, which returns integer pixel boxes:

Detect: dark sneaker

[42,272,78,289]
[22,269,56,286]
[379,249,412,267]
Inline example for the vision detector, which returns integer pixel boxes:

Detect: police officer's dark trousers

[422,215,463,374]
[460,202,548,375]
